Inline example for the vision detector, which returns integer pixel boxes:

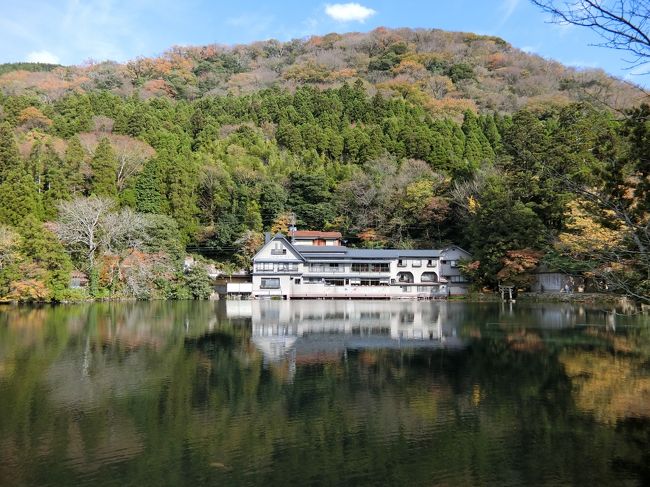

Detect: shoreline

[460,291,638,308]
[0,292,641,308]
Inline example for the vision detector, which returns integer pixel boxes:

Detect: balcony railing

[307,266,344,273]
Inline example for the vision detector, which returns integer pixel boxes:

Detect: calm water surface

[1,300,649,486]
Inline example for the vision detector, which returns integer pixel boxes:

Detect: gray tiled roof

[292,245,442,261]
[294,245,348,253]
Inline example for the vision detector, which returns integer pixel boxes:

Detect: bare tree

[531,1,650,69]
[112,136,155,191]
[55,197,115,268]
[78,133,155,190]
[121,251,173,298]
[101,208,150,253]
[54,197,151,269]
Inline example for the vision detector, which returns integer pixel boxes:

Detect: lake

[0,300,649,486]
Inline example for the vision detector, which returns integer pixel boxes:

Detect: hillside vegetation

[0,28,647,303]
[0,28,644,113]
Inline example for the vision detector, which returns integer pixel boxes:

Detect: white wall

[252,238,470,298]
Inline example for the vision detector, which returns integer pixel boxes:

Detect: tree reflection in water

[0,300,648,486]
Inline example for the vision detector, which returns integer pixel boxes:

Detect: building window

[412,260,421,267]
[261,278,280,289]
[352,263,389,273]
[450,275,468,283]
[271,243,286,255]
[357,279,386,286]
[324,279,344,286]
[277,263,298,272]
[255,262,274,271]
[449,260,458,268]
[397,259,406,267]
[309,263,341,272]
[397,272,414,283]
[295,278,301,284]
[401,286,411,292]
[427,259,436,267]
[421,272,438,283]
[399,312,415,323]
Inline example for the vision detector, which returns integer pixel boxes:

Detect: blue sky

[1,0,647,86]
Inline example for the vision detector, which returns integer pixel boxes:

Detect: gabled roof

[252,234,305,262]
[254,234,469,262]
[440,245,472,257]
[294,245,348,254]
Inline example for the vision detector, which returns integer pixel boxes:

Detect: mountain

[0,27,648,303]
[0,27,645,115]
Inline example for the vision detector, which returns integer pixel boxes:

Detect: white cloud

[549,15,575,35]
[26,50,60,64]
[494,0,519,29]
[565,60,599,68]
[501,0,520,21]
[325,3,376,23]
[624,65,649,80]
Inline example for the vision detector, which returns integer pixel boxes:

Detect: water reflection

[233,301,465,370]
[0,300,648,487]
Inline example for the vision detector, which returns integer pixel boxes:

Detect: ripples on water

[0,300,649,486]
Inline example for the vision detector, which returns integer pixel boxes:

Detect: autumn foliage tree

[496,249,544,287]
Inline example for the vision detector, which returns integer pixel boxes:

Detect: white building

[252,232,471,299]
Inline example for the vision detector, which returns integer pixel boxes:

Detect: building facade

[251,232,471,299]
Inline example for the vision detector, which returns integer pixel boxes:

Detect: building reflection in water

[226,300,466,379]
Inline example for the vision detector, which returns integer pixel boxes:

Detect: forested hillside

[0,28,644,112]
[0,28,648,303]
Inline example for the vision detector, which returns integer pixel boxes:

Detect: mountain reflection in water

[0,300,648,487]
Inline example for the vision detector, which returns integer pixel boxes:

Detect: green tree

[89,137,118,197]
[184,264,213,299]
[17,216,72,301]
[462,110,494,169]
[0,169,42,226]
[259,181,287,229]
[482,114,502,150]
[52,93,93,137]
[166,153,199,239]
[0,122,21,182]
[136,156,170,214]
[467,181,546,287]
[276,121,303,152]
[288,170,335,229]
[42,147,70,219]
[500,109,569,230]
[0,224,21,298]
[63,135,86,196]
[142,214,184,261]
